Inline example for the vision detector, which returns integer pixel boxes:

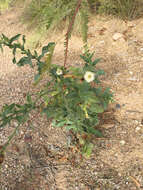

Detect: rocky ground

[0,6,143,190]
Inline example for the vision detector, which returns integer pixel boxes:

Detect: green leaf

[65,125,77,130]
[0,43,3,52]
[34,50,38,58]
[92,58,101,66]
[22,35,26,45]
[96,69,105,75]
[26,94,32,104]
[4,104,15,115]
[2,34,9,43]
[80,54,90,64]
[90,104,104,113]
[51,91,59,96]
[83,142,94,158]
[41,42,55,57]
[33,73,42,86]
[12,57,16,64]
[52,120,66,128]
[43,96,50,106]
[17,57,33,67]
[12,47,16,56]
[35,42,55,85]
[9,34,21,44]
[16,114,28,123]
[87,96,100,104]
[87,127,103,137]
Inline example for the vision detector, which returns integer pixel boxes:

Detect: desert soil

[0,6,143,190]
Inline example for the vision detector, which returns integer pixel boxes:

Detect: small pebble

[5,164,8,168]
[135,127,141,131]
[116,103,121,109]
[134,120,139,124]
[24,135,32,143]
[118,173,122,177]
[120,140,125,145]
[128,77,138,81]
[99,40,105,44]
[112,33,123,41]
[129,71,133,75]
[13,122,18,127]
[20,131,24,135]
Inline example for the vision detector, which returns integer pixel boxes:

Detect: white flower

[56,68,63,75]
[84,71,95,83]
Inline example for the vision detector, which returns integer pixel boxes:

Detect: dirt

[0,6,143,190]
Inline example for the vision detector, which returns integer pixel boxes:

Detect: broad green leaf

[17,57,33,67]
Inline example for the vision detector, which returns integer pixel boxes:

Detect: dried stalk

[64,0,83,67]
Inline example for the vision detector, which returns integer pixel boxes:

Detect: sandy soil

[0,6,143,190]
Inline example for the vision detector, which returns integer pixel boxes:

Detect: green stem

[0,123,21,154]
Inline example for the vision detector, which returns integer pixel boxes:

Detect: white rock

[99,40,105,44]
[140,47,143,51]
[120,140,125,145]
[135,127,141,131]
[129,71,133,75]
[127,22,135,27]
[128,77,137,81]
[134,120,139,124]
[118,173,122,177]
[5,164,8,168]
[102,124,114,129]
[113,33,123,41]
[13,122,18,127]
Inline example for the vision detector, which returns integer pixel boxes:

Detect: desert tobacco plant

[0,33,113,157]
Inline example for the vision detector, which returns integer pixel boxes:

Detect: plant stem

[0,123,21,154]
[64,0,83,68]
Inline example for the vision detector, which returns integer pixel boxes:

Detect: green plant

[0,0,11,11]
[97,0,143,20]
[0,0,113,158]
[21,0,85,30]
[0,33,113,158]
